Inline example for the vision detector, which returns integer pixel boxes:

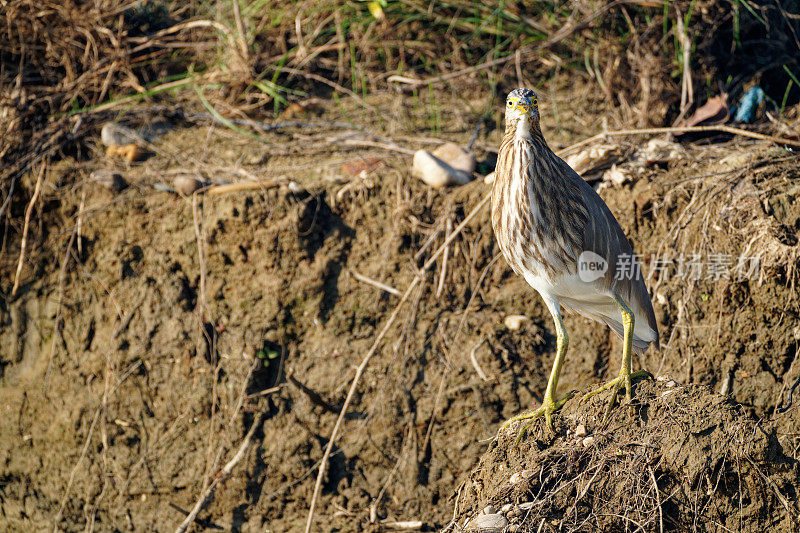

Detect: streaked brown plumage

[492,88,658,431]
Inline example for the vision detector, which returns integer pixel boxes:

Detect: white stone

[101,122,140,147]
[504,315,528,331]
[431,142,477,174]
[412,149,472,188]
[466,513,508,532]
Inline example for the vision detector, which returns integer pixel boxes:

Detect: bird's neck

[504,118,544,143]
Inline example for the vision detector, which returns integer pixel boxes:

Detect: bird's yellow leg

[501,301,574,438]
[581,295,650,421]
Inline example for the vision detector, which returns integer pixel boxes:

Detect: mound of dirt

[456,379,800,532]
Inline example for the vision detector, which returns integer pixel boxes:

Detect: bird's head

[504,88,539,136]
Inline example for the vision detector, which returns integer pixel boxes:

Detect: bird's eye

[533,98,538,106]
[507,101,513,107]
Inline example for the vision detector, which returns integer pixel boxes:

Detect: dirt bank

[1,88,799,531]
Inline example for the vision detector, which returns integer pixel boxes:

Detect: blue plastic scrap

[733,87,765,123]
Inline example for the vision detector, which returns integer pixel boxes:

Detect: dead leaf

[677,93,729,130]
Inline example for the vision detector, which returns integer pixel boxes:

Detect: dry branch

[304,192,492,532]
[11,162,46,297]
[174,415,263,533]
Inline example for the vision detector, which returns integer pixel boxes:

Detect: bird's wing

[554,156,659,349]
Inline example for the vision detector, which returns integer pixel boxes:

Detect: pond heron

[491,88,659,433]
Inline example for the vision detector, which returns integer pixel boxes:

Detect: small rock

[500,503,513,515]
[101,122,140,147]
[412,149,472,188]
[173,175,207,195]
[484,171,496,184]
[574,424,587,438]
[465,513,508,533]
[482,505,496,515]
[432,142,477,174]
[508,469,534,485]
[504,315,528,331]
[581,436,595,448]
[90,170,127,192]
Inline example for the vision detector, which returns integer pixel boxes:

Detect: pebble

[482,505,496,515]
[500,503,513,515]
[465,513,508,533]
[508,469,534,485]
[574,424,587,438]
[412,150,472,188]
[101,122,140,147]
[504,315,528,331]
[173,175,208,195]
[90,170,127,192]
[581,436,595,448]
[431,142,476,174]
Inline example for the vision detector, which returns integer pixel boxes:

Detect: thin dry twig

[174,414,263,533]
[304,192,491,533]
[191,193,208,321]
[559,125,800,155]
[206,179,282,195]
[53,409,101,531]
[350,269,401,296]
[469,338,489,381]
[675,7,694,119]
[436,218,452,299]
[11,162,46,297]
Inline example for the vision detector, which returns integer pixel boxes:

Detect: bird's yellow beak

[513,101,530,113]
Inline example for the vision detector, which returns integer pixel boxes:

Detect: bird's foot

[580,370,652,422]
[499,392,575,443]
